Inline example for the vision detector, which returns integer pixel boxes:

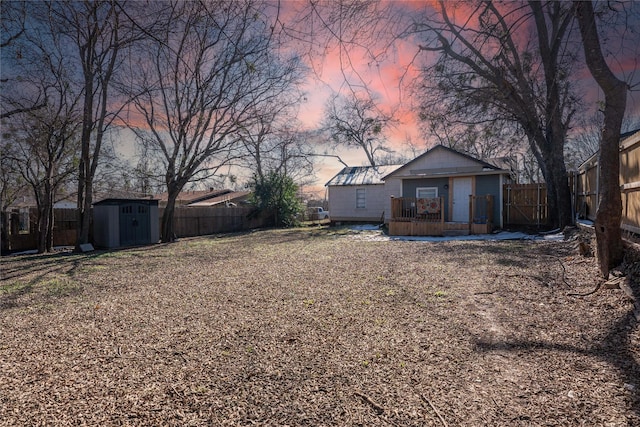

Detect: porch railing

[390,197,445,224]
[390,195,494,224]
[470,194,494,225]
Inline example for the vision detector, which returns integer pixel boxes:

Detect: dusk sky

[284,0,640,195]
[4,1,639,197]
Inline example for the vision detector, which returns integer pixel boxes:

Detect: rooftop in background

[154,189,236,205]
[187,190,251,207]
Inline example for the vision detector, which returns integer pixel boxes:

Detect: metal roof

[325,165,402,186]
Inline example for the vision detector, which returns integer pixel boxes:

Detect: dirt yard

[1,227,639,426]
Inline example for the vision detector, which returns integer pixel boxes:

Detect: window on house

[356,188,366,208]
[416,187,438,199]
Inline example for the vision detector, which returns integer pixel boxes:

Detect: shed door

[452,177,472,222]
[119,203,150,246]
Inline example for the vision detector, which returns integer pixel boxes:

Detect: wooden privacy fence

[576,131,640,234]
[503,183,548,226]
[1,205,269,253]
[1,208,78,253]
[163,206,268,238]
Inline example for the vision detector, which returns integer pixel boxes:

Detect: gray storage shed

[93,198,159,248]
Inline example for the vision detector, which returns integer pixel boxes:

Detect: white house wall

[328,184,390,222]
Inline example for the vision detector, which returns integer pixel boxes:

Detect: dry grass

[1,226,639,426]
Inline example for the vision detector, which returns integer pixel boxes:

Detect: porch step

[442,229,470,237]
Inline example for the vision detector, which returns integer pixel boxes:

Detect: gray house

[325,145,511,235]
[93,198,159,248]
[383,145,511,235]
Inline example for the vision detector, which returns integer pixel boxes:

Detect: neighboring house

[325,164,402,223]
[154,188,248,207]
[187,190,250,207]
[53,198,77,209]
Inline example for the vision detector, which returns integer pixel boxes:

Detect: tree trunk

[161,191,179,243]
[45,201,54,252]
[550,152,573,230]
[529,135,573,230]
[36,203,48,254]
[75,69,94,251]
[574,1,627,277]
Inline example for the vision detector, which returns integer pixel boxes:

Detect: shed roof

[325,165,402,187]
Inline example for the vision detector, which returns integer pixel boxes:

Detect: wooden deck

[388,196,493,236]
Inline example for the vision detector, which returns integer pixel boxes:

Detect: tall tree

[48,0,143,250]
[237,97,314,186]
[6,109,80,253]
[126,0,304,242]
[574,1,629,277]
[1,1,82,253]
[413,1,577,229]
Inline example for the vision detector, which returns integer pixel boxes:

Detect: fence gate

[503,183,548,226]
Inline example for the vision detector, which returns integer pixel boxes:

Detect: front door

[452,177,472,222]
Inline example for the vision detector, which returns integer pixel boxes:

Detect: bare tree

[0,140,25,212]
[126,0,305,242]
[574,1,629,277]
[0,1,48,119]
[0,1,83,253]
[411,1,578,229]
[47,0,146,250]
[423,116,522,163]
[238,116,315,186]
[6,110,80,253]
[323,92,396,167]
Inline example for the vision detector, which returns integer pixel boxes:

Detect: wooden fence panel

[503,184,548,226]
[620,136,640,233]
[576,131,640,233]
[576,158,598,221]
[1,208,78,253]
[164,206,267,238]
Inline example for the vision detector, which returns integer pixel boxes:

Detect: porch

[388,195,494,236]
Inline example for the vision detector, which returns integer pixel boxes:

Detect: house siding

[475,175,502,225]
[328,184,389,222]
[392,146,485,178]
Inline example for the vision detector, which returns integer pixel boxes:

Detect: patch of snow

[348,224,382,231]
[346,225,565,242]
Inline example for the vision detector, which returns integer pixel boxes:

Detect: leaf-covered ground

[1,227,639,426]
